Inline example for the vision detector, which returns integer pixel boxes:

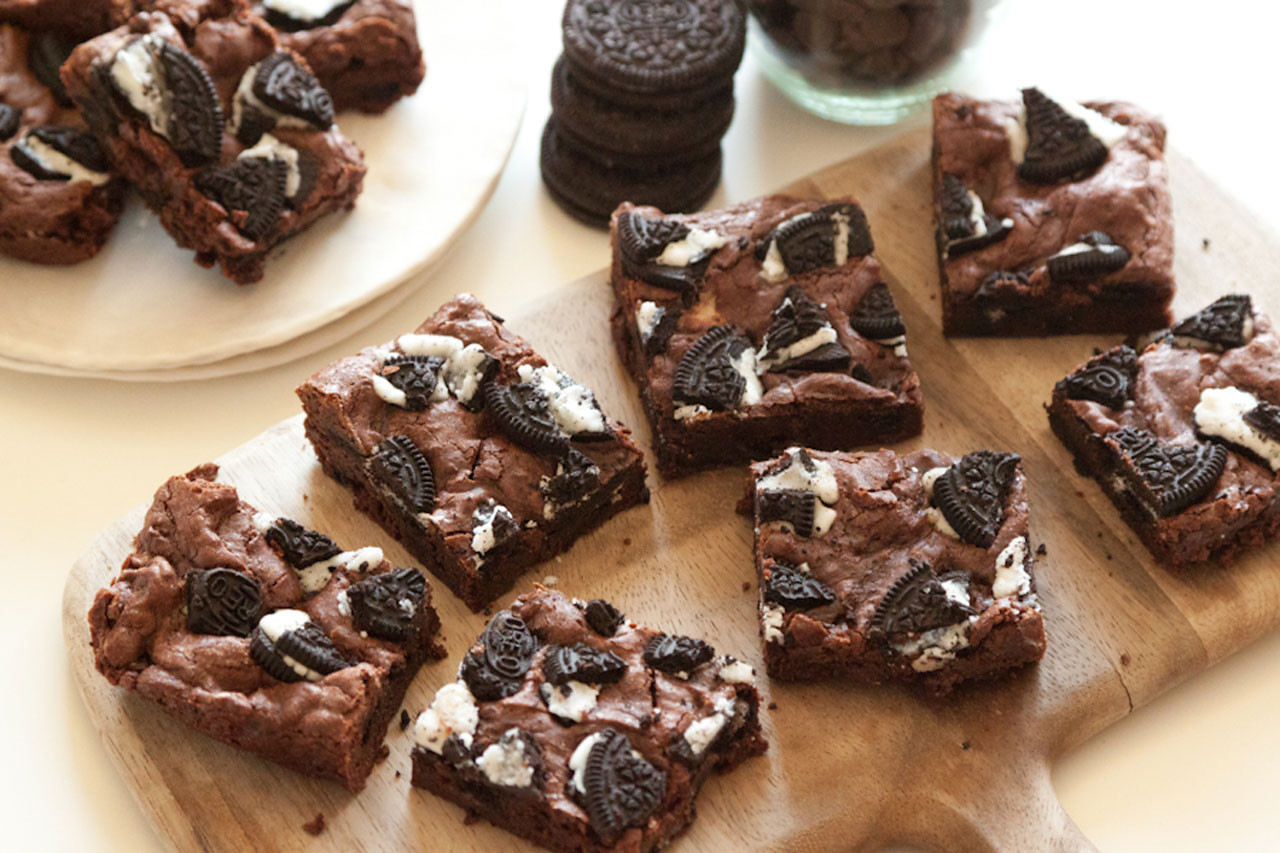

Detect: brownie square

[609,195,924,479]
[256,0,425,113]
[932,89,1174,336]
[410,587,767,852]
[87,464,445,791]
[1048,294,1280,565]
[747,446,1046,695]
[297,294,650,612]
[62,2,366,283]
[0,0,114,38]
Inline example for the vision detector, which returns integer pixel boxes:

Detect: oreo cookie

[869,561,975,638]
[265,518,341,568]
[261,0,357,32]
[931,450,1021,548]
[1046,232,1130,282]
[185,568,261,637]
[759,286,851,373]
[369,434,436,513]
[763,564,836,611]
[756,202,873,280]
[1057,346,1137,410]
[346,567,427,641]
[194,157,288,240]
[540,119,721,229]
[974,270,1031,308]
[543,643,627,686]
[577,728,667,845]
[462,610,539,700]
[484,377,571,455]
[0,105,20,142]
[379,355,442,411]
[1106,427,1226,518]
[756,488,816,537]
[542,449,601,508]
[1244,401,1280,443]
[155,40,224,167]
[250,610,351,683]
[562,0,746,95]
[582,598,625,637]
[11,126,110,181]
[1169,294,1254,350]
[672,324,755,412]
[252,52,335,130]
[617,210,718,295]
[27,31,76,106]
[643,633,713,674]
[1018,87,1109,184]
[938,173,1012,257]
[850,281,906,340]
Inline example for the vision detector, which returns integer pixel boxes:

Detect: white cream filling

[733,348,764,407]
[760,240,788,283]
[655,227,727,266]
[921,466,960,539]
[716,656,755,684]
[370,374,407,407]
[251,512,277,535]
[335,588,350,618]
[539,680,600,723]
[832,210,851,266]
[1051,240,1125,259]
[940,576,970,607]
[110,36,167,138]
[398,333,462,359]
[517,363,608,437]
[636,300,663,343]
[683,695,736,757]
[762,603,785,644]
[238,132,301,198]
[475,729,535,788]
[569,732,607,794]
[258,609,326,681]
[263,0,350,21]
[993,536,1032,599]
[673,403,711,421]
[17,135,111,186]
[296,546,384,594]
[392,335,489,406]
[893,620,973,672]
[1170,313,1255,352]
[1008,89,1127,164]
[756,294,838,370]
[414,681,479,754]
[471,501,514,555]
[1194,386,1280,472]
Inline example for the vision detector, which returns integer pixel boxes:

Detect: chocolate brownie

[61,2,366,283]
[253,0,425,113]
[1048,294,1280,565]
[747,446,1046,694]
[0,0,115,38]
[932,89,1175,336]
[609,195,924,479]
[87,464,445,791]
[296,294,650,612]
[0,25,126,265]
[410,587,767,852]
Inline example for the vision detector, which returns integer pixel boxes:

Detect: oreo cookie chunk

[754,447,839,537]
[1168,293,1255,351]
[849,281,908,353]
[484,361,611,455]
[260,0,357,31]
[1046,232,1130,282]
[762,564,835,611]
[757,286,851,373]
[1017,87,1116,184]
[344,567,428,641]
[0,105,20,143]
[927,450,1021,548]
[231,51,335,146]
[1105,427,1227,519]
[460,610,540,701]
[937,173,1012,258]
[250,608,352,683]
[10,126,112,185]
[185,568,261,637]
[869,561,976,639]
[617,208,727,296]
[27,31,77,107]
[756,202,874,283]
[540,118,722,228]
[410,587,765,849]
[672,325,761,416]
[1054,345,1137,410]
[369,434,436,512]
[194,157,289,240]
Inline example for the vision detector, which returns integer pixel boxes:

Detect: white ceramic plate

[0,0,525,376]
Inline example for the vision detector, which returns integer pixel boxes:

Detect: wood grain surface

[63,127,1280,852]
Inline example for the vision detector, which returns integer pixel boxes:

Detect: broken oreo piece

[194,157,287,240]
[266,518,342,569]
[582,599,624,637]
[975,270,1031,307]
[1057,346,1137,410]
[1046,231,1130,282]
[870,561,975,638]
[756,488,816,537]
[617,211,715,294]
[543,449,601,508]
[483,610,539,681]
[1106,427,1227,518]
[756,202,873,279]
[369,434,436,513]
[931,450,1021,548]
[262,0,356,32]
[643,634,714,675]
[0,105,20,142]
[758,286,851,373]
[850,281,906,340]
[27,31,76,106]
[185,568,261,637]
[938,173,1012,257]
[11,126,110,181]
[156,40,224,166]
[380,355,442,411]
[1018,87,1109,184]
[763,564,836,611]
[250,610,351,683]
[346,567,427,641]
[460,649,520,701]
[1244,401,1280,444]
[579,729,667,846]
[484,378,570,455]
[543,643,626,686]
[1169,294,1254,350]
[673,325,755,412]
[252,52,335,130]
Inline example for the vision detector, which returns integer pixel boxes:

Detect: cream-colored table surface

[5,1,1279,849]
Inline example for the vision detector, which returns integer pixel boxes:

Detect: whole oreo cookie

[543,643,627,685]
[643,633,713,674]
[850,281,906,340]
[252,52,335,130]
[369,434,436,512]
[578,728,667,845]
[0,105,20,142]
[870,561,975,638]
[672,324,753,412]
[763,564,836,611]
[931,450,1020,548]
[582,598,625,636]
[540,119,721,229]
[1018,87,1108,185]
[346,567,427,641]
[265,517,342,568]
[561,0,746,95]
[195,157,288,240]
[185,568,261,637]
[1057,346,1137,410]
[1106,427,1227,518]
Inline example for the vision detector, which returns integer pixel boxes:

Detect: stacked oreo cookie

[541,0,746,228]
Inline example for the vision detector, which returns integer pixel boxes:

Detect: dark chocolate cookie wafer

[540,119,721,228]
[551,56,735,159]
[564,53,735,112]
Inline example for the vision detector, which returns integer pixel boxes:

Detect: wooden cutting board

[62,126,1280,852]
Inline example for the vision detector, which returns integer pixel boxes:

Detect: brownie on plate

[62,1,366,283]
[609,195,924,479]
[255,0,425,113]
[932,88,1174,337]
[88,464,445,791]
[1048,294,1280,565]
[0,25,127,264]
[410,586,767,852]
[747,446,1046,695]
[297,294,650,612]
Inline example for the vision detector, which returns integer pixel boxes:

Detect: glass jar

[747,0,1007,125]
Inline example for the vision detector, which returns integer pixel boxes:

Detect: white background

[4,0,1280,849]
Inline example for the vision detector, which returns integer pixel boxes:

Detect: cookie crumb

[1202,237,1211,250]
[742,581,751,592]
[1120,652,1131,666]
[961,740,971,751]
[302,813,326,836]
[399,709,411,731]
[375,744,390,763]
[543,575,559,587]
[1035,543,1047,556]
[395,770,401,779]
[767,701,778,711]
[623,538,632,546]
[464,811,482,826]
